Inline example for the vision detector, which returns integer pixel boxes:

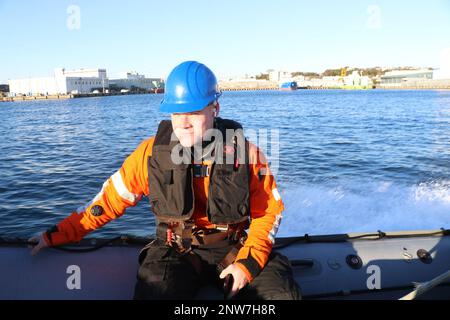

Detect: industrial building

[8,68,109,96]
[268,70,292,83]
[294,70,372,88]
[108,72,163,92]
[380,69,433,84]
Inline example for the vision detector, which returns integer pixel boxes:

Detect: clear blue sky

[0,0,449,82]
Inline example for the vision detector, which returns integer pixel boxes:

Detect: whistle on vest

[165,226,182,249]
[166,228,173,246]
[165,221,194,253]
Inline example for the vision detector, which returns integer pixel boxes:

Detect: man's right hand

[28,233,48,256]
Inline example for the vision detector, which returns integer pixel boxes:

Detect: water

[0,90,449,239]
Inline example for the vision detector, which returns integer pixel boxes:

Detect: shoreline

[2,86,450,103]
[0,91,162,103]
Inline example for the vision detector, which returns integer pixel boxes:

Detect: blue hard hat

[160,61,222,113]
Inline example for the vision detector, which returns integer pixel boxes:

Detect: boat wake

[278,179,450,237]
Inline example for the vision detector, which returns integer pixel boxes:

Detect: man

[30,61,300,300]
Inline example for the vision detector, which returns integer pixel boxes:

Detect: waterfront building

[343,71,372,87]
[380,69,433,84]
[268,70,292,83]
[8,68,109,96]
[108,72,163,92]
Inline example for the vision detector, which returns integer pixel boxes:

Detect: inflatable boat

[1,229,449,300]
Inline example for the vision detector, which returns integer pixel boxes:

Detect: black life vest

[147,118,250,225]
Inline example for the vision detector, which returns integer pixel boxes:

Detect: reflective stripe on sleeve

[268,213,282,244]
[272,188,281,201]
[111,171,139,203]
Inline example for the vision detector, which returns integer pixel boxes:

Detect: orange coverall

[43,137,284,282]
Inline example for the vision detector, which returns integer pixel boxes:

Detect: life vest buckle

[215,224,229,232]
[193,164,210,178]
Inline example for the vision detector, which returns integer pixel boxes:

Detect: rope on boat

[399,270,450,300]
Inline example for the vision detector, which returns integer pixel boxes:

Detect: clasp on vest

[193,164,210,178]
[215,224,229,232]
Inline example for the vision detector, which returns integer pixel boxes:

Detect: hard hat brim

[159,93,221,114]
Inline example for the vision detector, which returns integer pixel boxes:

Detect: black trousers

[134,239,301,300]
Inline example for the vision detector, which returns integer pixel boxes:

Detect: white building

[434,68,450,80]
[108,72,163,91]
[61,68,107,79]
[268,70,292,83]
[294,71,373,88]
[433,48,450,80]
[8,68,109,96]
[9,77,60,96]
[380,69,433,84]
[321,76,342,87]
[343,71,372,86]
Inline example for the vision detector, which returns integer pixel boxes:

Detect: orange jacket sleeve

[43,138,154,246]
[235,143,284,282]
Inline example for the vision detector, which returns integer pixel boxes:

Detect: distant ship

[280,81,298,91]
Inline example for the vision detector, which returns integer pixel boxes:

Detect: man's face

[171,103,218,147]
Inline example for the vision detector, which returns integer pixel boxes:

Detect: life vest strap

[156,220,246,252]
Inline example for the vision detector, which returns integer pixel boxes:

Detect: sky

[0,0,449,82]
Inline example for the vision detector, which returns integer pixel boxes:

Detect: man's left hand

[219,263,249,299]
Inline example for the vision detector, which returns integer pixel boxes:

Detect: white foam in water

[277,180,450,237]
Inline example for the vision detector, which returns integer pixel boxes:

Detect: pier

[376,79,450,90]
[0,90,163,103]
[1,94,73,102]
[218,80,279,91]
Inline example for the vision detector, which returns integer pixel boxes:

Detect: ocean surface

[0,90,449,239]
